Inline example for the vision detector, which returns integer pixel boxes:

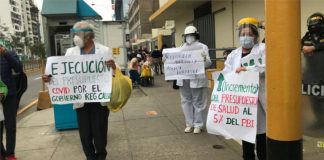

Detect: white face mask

[185,35,196,45]
[239,36,255,49]
[73,35,85,48]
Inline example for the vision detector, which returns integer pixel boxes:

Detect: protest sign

[45,54,113,104]
[206,71,259,143]
[163,47,205,80]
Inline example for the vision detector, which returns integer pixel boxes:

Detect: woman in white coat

[178,26,212,134]
[223,18,266,160]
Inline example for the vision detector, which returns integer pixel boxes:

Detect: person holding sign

[177,26,211,134]
[42,21,116,160]
[223,17,266,160]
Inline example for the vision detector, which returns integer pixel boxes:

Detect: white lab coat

[65,43,112,109]
[178,41,212,128]
[223,43,266,134]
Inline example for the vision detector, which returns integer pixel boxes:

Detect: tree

[10,32,24,51]
[29,42,45,59]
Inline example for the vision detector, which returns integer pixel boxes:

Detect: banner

[45,54,113,104]
[163,47,205,80]
[207,71,259,143]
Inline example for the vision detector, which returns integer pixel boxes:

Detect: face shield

[70,28,93,48]
[237,24,260,49]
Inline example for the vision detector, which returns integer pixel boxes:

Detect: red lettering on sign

[52,87,70,94]
[241,119,254,128]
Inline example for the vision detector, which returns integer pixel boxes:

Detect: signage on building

[112,48,120,55]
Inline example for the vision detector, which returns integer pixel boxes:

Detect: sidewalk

[14,75,324,160]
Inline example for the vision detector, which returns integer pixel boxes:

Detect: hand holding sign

[105,59,116,70]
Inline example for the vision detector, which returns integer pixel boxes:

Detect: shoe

[184,126,193,133]
[6,155,17,160]
[193,128,201,134]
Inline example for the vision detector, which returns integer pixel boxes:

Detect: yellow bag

[108,68,132,112]
[140,64,152,77]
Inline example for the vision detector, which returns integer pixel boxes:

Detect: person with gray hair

[42,20,116,160]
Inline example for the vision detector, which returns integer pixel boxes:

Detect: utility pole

[265,0,302,159]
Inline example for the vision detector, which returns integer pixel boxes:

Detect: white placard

[45,54,113,104]
[207,71,259,143]
[163,47,205,80]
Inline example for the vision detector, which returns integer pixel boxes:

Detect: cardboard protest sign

[163,47,205,80]
[45,54,113,104]
[207,71,259,143]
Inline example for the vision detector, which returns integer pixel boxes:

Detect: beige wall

[212,0,324,50]
[157,0,324,55]
[213,0,234,58]
[159,0,169,7]
[213,0,264,51]
[174,11,194,47]
[301,0,324,36]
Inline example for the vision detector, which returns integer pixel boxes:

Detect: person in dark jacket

[0,45,23,160]
[301,12,324,124]
[151,46,162,75]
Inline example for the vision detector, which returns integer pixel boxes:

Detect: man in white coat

[178,26,212,134]
[42,21,116,160]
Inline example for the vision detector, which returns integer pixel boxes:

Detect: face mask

[185,36,196,44]
[239,36,255,49]
[309,25,323,34]
[73,35,85,48]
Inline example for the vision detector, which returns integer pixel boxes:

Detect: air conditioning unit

[165,20,175,29]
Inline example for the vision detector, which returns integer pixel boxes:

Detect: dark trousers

[76,103,109,160]
[242,134,266,160]
[1,95,18,156]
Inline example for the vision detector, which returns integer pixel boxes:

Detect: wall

[212,0,234,58]
[301,0,324,36]
[159,0,169,7]
[174,10,194,47]
[101,21,127,70]
[213,0,324,50]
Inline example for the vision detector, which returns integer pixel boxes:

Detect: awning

[42,0,77,17]
[77,0,101,19]
[42,0,101,19]
[149,0,210,22]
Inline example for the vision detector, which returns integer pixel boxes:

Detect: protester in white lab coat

[42,21,116,160]
[177,26,212,134]
[223,17,266,160]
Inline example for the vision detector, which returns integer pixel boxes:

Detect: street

[17,71,42,121]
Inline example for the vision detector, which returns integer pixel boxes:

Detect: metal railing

[22,60,43,73]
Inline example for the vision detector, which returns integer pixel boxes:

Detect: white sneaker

[184,127,193,133]
[193,128,201,134]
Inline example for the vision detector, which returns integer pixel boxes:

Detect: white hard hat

[184,26,198,35]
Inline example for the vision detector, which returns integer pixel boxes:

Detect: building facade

[150,0,324,65]
[21,0,41,44]
[128,0,162,42]
[0,0,24,35]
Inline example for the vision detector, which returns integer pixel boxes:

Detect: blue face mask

[239,36,255,49]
